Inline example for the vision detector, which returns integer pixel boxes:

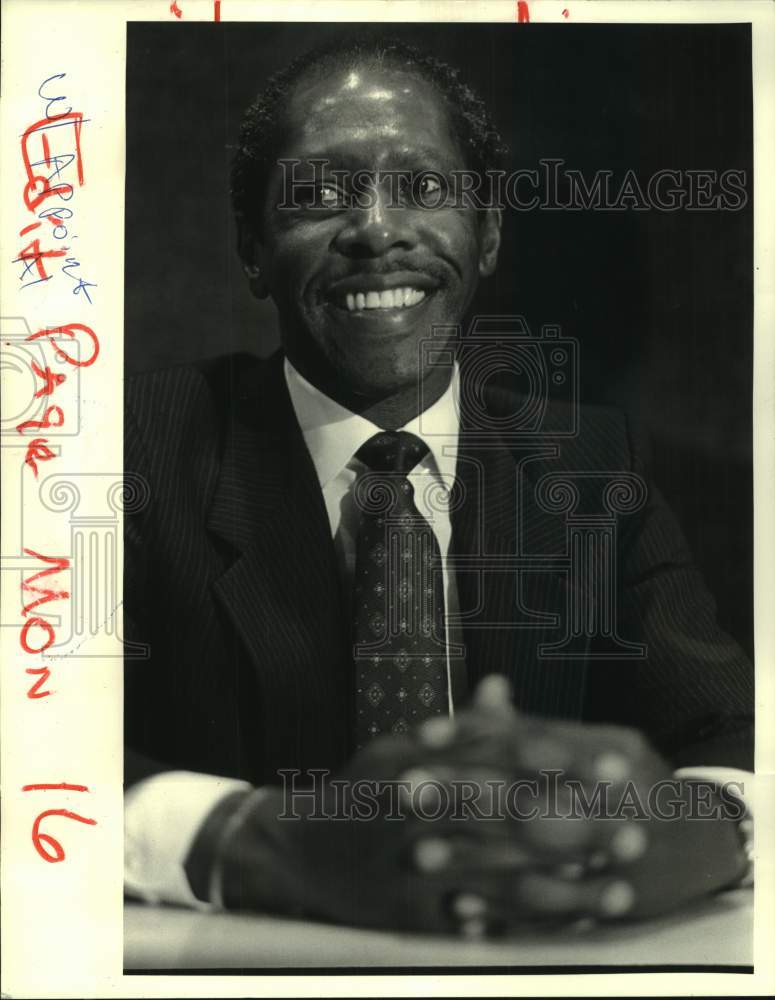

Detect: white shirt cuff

[124,770,251,909]
[673,766,754,814]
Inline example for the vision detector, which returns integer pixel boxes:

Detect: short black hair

[231,34,507,231]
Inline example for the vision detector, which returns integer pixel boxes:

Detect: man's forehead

[299,65,423,111]
[282,61,460,158]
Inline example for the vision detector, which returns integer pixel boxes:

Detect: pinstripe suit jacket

[124,351,753,787]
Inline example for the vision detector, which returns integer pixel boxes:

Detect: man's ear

[478,208,502,278]
[236,214,270,300]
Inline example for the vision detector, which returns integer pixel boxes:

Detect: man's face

[243,61,500,398]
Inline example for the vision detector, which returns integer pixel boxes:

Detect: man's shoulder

[480,382,636,470]
[125,352,271,444]
[125,351,268,410]
[545,397,634,469]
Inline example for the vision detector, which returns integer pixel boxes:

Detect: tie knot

[356,431,429,475]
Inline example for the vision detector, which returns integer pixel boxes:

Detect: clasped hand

[219,676,746,935]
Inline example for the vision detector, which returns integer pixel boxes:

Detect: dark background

[125,22,753,658]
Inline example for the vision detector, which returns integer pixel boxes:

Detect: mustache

[325,260,450,286]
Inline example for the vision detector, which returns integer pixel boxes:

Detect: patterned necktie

[351,430,449,750]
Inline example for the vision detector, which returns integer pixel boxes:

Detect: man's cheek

[420,210,478,253]
[269,260,307,309]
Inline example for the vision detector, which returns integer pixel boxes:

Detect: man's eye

[295,183,347,209]
[318,184,346,208]
[403,174,448,208]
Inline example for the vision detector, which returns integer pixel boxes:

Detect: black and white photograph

[119,16,759,974]
[4,3,773,994]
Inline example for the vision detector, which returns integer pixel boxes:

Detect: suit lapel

[207,354,351,774]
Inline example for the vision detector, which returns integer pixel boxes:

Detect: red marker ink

[20,617,56,655]
[27,322,100,367]
[24,666,53,699]
[22,785,96,862]
[16,405,65,436]
[15,237,67,284]
[23,784,90,792]
[31,809,97,863]
[31,361,66,398]
[22,438,56,478]
[19,549,70,682]
[20,549,70,618]
[21,113,84,211]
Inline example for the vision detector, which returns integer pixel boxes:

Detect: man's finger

[517,809,648,865]
[512,870,637,920]
[515,717,666,786]
[411,833,534,875]
[473,674,517,717]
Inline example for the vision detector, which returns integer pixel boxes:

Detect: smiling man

[234,47,501,428]
[123,38,753,938]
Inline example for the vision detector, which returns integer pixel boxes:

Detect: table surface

[124,889,753,971]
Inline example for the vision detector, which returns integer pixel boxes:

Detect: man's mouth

[323,271,440,315]
[338,287,427,312]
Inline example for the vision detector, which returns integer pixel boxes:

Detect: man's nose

[334,184,416,258]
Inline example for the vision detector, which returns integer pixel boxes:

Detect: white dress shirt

[124,359,752,907]
[285,357,466,713]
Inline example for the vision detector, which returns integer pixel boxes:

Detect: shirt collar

[284,357,460,489]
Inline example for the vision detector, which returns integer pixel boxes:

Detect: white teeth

[341,286,428,312]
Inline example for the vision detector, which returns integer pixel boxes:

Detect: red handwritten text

[15,76,99,866]
[22,786,96,863]
[19,549,70,695]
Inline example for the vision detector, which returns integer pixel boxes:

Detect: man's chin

[285,309,457,403]
[330,360,423,401]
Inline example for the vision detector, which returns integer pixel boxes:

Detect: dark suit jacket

[124,351,753,787]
